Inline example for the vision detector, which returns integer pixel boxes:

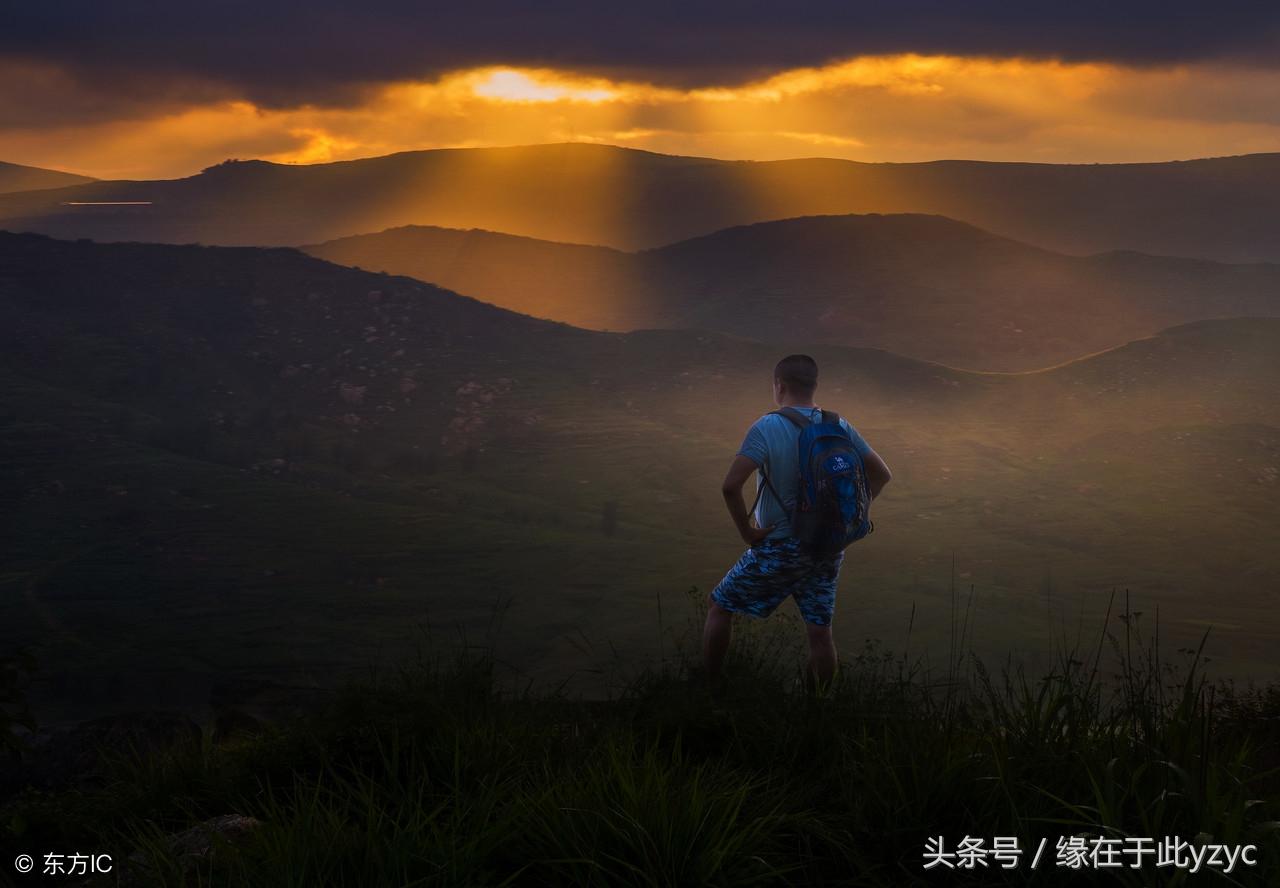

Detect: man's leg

[702,596,734,681]
[704,540,797,684]
[803,621,838,694]
[795,553,843,695]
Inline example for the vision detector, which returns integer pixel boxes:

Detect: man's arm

[863,448,893,500]
[721,454,773,546]
[843,420,892,501]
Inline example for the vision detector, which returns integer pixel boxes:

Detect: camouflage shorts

[711,536,843,626]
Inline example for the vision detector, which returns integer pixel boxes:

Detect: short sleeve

[737,420,768,467]
[840,418,873,458]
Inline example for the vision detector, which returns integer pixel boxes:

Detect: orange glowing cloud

[3,54,1280,179]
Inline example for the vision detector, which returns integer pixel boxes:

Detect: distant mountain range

[0,161,95,194]
[3,144,1280,261]
[305,214,1280,371]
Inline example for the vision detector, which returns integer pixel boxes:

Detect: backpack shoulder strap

[771,407,812,429]
[749,463,787,523]
[819,409,841,426]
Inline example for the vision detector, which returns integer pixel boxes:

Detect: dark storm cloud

[4,1,1280,110]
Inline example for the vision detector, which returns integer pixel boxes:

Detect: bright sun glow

[471,69,617,103]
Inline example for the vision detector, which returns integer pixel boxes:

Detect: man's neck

[778,398,817,409]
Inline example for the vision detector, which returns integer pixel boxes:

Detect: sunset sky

[4,2,1280,178]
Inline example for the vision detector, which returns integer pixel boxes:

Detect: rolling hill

[306,225,642,332]
[306,214,1280,371]
[0,160,95,194]
[2,143,1280,261]
[3,230,1278,724]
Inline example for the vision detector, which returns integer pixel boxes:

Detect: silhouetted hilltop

[3,144,1280,261]
[303,225,642,330]
[6,227,1276,438]
[0,229,961,454]
[4,227,1277,459]
[307,213,1280,371]
[0,160,96,194]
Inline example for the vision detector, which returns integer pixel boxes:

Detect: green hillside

[3,232,1278,727]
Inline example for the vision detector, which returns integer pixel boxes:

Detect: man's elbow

[871,465,892,495]
[872,454,892,485]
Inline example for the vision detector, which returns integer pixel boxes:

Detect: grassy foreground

[4,591,1280,886]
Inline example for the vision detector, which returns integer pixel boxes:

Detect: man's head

[773,354,818,405]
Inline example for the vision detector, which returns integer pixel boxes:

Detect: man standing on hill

[703,354,892,693]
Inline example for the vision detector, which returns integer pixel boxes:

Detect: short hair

[774,354,818,395]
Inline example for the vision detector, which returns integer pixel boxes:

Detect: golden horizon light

[2,53,1280,179]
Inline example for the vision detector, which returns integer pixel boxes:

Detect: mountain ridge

[4,143,1280,261]
[10,226,1279,383]
[304,213,1280,371]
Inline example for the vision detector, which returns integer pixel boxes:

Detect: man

[703,354,892,693]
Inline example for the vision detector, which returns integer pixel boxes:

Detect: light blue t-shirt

[737,406,873,541]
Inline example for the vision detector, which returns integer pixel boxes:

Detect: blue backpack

[757,407,874,558]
